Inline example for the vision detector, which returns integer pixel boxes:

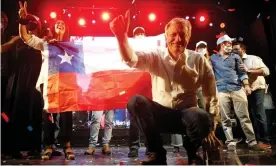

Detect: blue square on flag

[48,42,86,75]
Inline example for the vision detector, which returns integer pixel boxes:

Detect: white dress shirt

[125,47,220,118]
[243,53,269,91]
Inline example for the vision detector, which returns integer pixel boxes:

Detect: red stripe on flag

[47,70,152,113]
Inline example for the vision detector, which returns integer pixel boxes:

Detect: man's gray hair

[165,17,192,40]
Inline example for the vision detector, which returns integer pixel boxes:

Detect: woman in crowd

[18,1,74,160]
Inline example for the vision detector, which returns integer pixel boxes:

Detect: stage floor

[1,144,276,165]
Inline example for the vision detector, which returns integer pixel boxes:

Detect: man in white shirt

[233,42,271,149]
[110,11,221,165]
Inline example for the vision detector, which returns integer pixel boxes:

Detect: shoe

[140,152,167,165]
[227,145,236,152]
[173,146,180,153]
[128,148,138,157]
[258,142,272,149]
[234,138,243,144]
[183,137,206,165]
[249,144,271,152]
[102,145,112,155]
[63,146,75,160]
[202,143,221,163]
[41,145,53,160]
[84,147,96,155]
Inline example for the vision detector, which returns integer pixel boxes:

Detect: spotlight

[199,16,205,22]
[220,22,226,28]
[78,18,86,26]
[148,13,156,21]
[102,12,110,21]
[50,12,57,19]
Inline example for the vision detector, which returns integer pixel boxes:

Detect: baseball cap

[133,27,145,36]
[216,34,234,45]
[196,41,207,48]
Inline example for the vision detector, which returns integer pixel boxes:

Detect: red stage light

[199,16,205,22]
[102,12,110,21]
[148,13,156,21]
[92,20,96,24]
[78,18,86,26]
[228,8,236,12]
[50,12,57,19]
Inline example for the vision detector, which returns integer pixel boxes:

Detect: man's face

[233,44,245,56]
[54,20,65,35]
[196,45,207,55]
[221,41,232,54]
[134,33,145,39]
[166,23,189,56]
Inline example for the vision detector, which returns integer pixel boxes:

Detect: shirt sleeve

[201,56,220,120]
[24,34,45,51]
[256,56,270,76]
[123,48,157,72]
[235,54,248,81]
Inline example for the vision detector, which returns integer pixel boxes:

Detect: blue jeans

[248,89,270,144]
[88,110,114,147]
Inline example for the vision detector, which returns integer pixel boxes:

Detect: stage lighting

[50,12,57,19]
[92,20,96,24]
[102,12,110,21]
[185,16,189,20]
[220,22,226,28]
[199,16,205,22]
[78,18,86,26]
[209,23,213,26]
[148,13,156,21]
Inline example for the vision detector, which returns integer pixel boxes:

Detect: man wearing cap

[233,42,271,149]
[195,41,210,60]
[210,34,267,152]
[127,26,150,158]
[133,26,145,39]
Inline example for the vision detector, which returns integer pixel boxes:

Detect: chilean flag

[44,35,166,113]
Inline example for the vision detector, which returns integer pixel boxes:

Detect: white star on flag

[58,52,74,65]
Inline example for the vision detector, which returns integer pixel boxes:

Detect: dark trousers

[127,95,212,155]
[128,113,147,150]
[43,111,72,146]
[248,89,270,143]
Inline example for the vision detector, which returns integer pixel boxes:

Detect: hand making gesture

[18,1,28,19]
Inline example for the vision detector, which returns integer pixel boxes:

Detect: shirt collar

[242,53,248,59]
[164,48,189,63]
